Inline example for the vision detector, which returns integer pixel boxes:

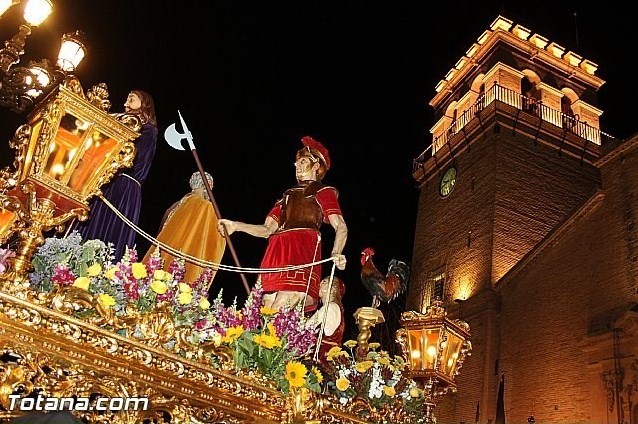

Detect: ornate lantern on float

[0,77,141,288]
[396,299,472,423]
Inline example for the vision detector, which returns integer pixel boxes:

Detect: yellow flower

[153,269,169,281]
[312,366,323,384]
[178,282,192,293]
[177,292,193,305]
[267,322,277,336]
[383,386,396,397]
[344,340,357,349]
[378,356,390,366]
[72,276,90,291]
[355,361,374,373]
[409,387,422,398]
[199,297,210,310]
[326,346,344,361]
[150,280,167,294]
[253,333,282,349]
[131,263,147,279]
[87,263,102,277]
[97,294,115,308]
[368,342,380,350]
[212,333,222,347]
[285,361,307,388]
[104,267,117,280]
[221,325,244,343]
[260,306,277,315]
[335,377,350,391]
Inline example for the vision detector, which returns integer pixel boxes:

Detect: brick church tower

[410,16,638,423]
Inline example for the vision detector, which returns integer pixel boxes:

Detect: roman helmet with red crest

[297,135,331,181]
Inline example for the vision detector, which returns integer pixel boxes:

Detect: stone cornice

[430,19,605,109]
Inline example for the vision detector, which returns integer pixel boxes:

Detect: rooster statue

[360,247,410,308]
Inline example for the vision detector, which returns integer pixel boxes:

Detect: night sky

[0,1,636,340]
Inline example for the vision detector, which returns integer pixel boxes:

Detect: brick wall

[491,132,601,282]
[497,134,638,422]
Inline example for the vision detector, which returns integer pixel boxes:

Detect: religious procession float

[0,1,473,419]
[0,75,474,423]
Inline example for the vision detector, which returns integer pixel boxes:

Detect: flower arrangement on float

[25,232,322,394]
[4,233,426,419]
[28,232,211,326]
[200,282,322,394]
[323,340,425,419]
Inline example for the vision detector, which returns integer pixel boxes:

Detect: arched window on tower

[521,77,538,115]
[561,96,577,130]
[477,83,486,110]
[446,108,458,141]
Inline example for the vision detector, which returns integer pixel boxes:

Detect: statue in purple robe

[70,90,158,261]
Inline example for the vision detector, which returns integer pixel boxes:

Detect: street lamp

[0,0,87,112]
[397,299,472,422]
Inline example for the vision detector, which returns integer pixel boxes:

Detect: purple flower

[145,252,163,273]
[123,247,138,263]
[169,259,186,283]
[272,307,319,355]
[217,306,241,329]
[241,283,264,331]
[156,290,174,302]
[193,268,214,288]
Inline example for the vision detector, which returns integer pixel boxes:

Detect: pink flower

[156,290,174,302]
[51,265,76,285]
[194,319,209,331]
[0,248,15,273]
[124,280,140,300]
[168,259,186,284]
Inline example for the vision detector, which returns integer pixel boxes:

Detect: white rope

[97,194,335,274]
[301,234,321,313]
[313,264,337,363]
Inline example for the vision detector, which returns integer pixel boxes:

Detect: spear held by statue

[164,111,250,295]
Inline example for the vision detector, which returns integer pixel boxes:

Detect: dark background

[0,1,635,342]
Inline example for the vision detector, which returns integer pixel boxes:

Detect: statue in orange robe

[144,171,225,287]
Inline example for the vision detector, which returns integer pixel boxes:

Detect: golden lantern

[0,76,141,287]
[396,299,472,421]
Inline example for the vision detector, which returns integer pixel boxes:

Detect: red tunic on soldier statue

[260,181,342,302]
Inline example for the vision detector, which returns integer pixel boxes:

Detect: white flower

[339,368,352,378]
[368,380,383,399]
